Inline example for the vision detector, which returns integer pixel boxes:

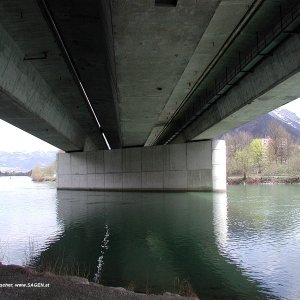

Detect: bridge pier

[57,140,226,192]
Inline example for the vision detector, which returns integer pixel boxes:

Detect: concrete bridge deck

[0,0,299,190]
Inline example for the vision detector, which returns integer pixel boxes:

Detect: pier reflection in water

[2,178,300,298]
[33,189,283,299]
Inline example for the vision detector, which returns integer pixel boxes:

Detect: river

[0,176,300,299]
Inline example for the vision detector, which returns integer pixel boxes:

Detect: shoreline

[32,176,56,182]
[0,263,198,300]
[227,176,300,185]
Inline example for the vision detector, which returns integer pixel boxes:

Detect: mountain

[224,108,300,139]
[270,108,300,133]
[0,151,57,172]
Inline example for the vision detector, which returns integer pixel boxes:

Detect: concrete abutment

[57,140,226,192]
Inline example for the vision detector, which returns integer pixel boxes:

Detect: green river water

[0,176,300,299]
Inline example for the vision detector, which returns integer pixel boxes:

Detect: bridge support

[57,140,226,192]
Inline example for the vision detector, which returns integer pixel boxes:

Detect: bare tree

[224,131,252,159]
[267,120,292,164]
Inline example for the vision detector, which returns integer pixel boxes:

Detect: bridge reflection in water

[33,190,279,299]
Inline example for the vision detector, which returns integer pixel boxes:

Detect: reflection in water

[213,192,228,254]
[33,190,271,299]
[217,185,300,300]
[2,177,300,299]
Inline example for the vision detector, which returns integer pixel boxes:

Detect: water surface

[1,177,300,299]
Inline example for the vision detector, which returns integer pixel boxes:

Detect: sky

[280,97,300,116]
[0,98,300,152]
[0,120,58,152]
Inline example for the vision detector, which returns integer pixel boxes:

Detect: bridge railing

[156,1,300,145]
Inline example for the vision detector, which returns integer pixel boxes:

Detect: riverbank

[31,176,55,182]
[0,264,198,300]
[227,176,300,185]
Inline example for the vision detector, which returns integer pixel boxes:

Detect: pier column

[57,140,226,192]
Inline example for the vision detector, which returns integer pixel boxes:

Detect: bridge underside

[0,0,299,152]
[0,1,299,190]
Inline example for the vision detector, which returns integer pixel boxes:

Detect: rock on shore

[0,263,199,300]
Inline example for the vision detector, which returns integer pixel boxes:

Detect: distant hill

[0,151,57,172]
[270,108,300,135]
[223,108,300,140]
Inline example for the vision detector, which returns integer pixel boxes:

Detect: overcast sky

[280,98,300,115]
[0,98,300,152]
[0,120,58,152]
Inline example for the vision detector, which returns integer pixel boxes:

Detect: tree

[224,131,252,176]
[249,139,264,173]
[43,161,56,177]
[224,131,252,159]
[267,121,292,164]
[31,166,42,181]
[235,146,251,180]
[31,161,56,182]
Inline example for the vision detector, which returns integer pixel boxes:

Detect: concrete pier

[57,140,226,192]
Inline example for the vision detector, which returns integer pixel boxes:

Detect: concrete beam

[146,0,256,145]
[176,34,300,141]
[111,0,221,147]
[45,0,122,149]
[0,22,88,151]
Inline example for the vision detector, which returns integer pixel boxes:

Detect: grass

[0,240,9,264]
[23,238,37,266]
[0,238,91,280]
[1,239,198,298]
[124,277,197,297]
[36,255,91,279]
[174,277,198,297]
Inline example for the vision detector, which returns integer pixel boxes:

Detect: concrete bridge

[0,0,299,191]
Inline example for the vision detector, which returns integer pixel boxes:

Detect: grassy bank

[227,176,300,185]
